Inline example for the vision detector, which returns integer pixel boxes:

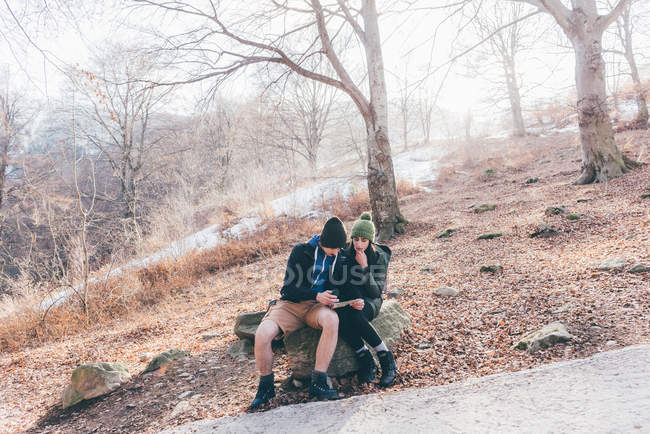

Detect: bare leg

[254,319,280,376]
[314,309,339,372]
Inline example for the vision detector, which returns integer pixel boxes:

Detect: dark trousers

[337,304,381,351]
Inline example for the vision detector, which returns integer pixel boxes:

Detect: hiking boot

[356,349,377,384]
[308,370,339,400]
[377,350,397,387]
[249,375,275,409]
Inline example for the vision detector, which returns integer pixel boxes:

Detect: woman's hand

[350,298,364,310]
[355,249,368,268]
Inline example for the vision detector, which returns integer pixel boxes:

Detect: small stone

[139,353,153,362]
[472,203,496,214]
[178,391,193,399]
[154,383,165,388]
[629,263,650,273]
[227,339,254,360]
[524,177,539,184]
[477,233,502,240]
[416,343,431,350]
[641,193,650,199]
[198,368,207,373]
[420,265,432,272]
[436,228,455,238]
[576,199,589,203]
[589,325,602,331]
[202,333,219,341]
[567,214,581,221]
[544,206,567,216]
[126,404,136,409]
[514,322,573,353]
[434,286,460,297]
[170,400,191,418]
[530,223,558,238]
[191,394,202,400]
[597,257,627,271]
[605,341,617,347]
[292,378,305,388]
[144,349,190,373]
[480,265,503,273]
[178,372,192,378]
[386,287,405,298]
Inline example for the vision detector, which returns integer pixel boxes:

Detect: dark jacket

[279,235,340,302]
[333,243,391,320]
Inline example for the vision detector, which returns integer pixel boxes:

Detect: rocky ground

[1,130,648,433]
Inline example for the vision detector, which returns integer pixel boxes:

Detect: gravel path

[163,345,650,433]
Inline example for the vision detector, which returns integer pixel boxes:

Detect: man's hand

[350,298,364,310]
[316,290,339,306]
[355,250,368,268]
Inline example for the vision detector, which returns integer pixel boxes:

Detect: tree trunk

[505,57,526,136]
[361,0,405,241]
[626,51,648,128]
[571,30,628,184]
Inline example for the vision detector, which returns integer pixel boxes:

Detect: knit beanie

[320,216,347,248]
[350,212,375,243]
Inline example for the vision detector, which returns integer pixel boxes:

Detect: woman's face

[352,237,370,252]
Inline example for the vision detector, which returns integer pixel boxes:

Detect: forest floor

[1,130,648,433]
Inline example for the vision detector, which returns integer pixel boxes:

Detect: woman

[334,212,397,387]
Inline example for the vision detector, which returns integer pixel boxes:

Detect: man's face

[321,246,340,256]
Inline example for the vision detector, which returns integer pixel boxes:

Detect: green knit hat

[350,212,375,243]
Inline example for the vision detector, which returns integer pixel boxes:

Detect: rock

[234,311,267,341]
[420,265,433,272]
[386,287,405,298]
[436,228,455,239]
[481,168,496,178]
[629,263,650,273]
[544,206,567,216]
[178,391,193,399]
[126,403,136,409]
[597,257,627,271]
[529,223,558,238]
[62,362,131,409]
[472,203,496,214]
[641,193,650,199]
[139,353,153,362]
[433,286,460,297]
[524,177,539,184]
[605,341,617,347]
[477,233,502,240]
[284,300,410,380]
[514,322,573,353]
[170,400,191,418]
[567,214,581,221]
[227,339,253,361]
[576,198,589,203]
[202,333,219,341]
[144,349,190,373]
[480,265,503,273]
[416,343,431,350]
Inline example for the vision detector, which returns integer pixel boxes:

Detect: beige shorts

[262,299,330,335]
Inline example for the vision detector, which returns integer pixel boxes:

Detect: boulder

[544,206,567,216]
[386,287,405,298]
[436,228,455,239]
[529,223,558,238]
[514,322,573,353]
[480,265,503,273]
[629,263,649,273]
[567,214,581,221]
[234,311,267,341]
[227,339,253,361]
[471,203,496,214]
[144,349,190,373]
[597,257,627,271]
[284,300,411,380]
[434,286,460,297]
[62,362,131,409]
[477,233,502,240]
[524,177,539,185]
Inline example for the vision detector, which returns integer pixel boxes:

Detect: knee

[255,320,279,344]
[319,310,339,331]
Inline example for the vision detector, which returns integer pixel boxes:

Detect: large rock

[284,300,411,380]
[62,362,131,409]
[434,286,460,297]
[514,322,573,353]
[144,349,190,373]
[227,339,253,361]
[234,311,267,341]
[597,257,627,271]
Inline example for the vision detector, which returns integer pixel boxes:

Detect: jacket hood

[308,234,321,248]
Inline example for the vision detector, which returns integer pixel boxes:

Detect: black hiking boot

[356,349,377,384]
[377,350,397,387]
[308,370,339,400]
[249,374,275,409]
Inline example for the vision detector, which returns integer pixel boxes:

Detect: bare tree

[607,0,648,128]
[133,0,407,240]
[472,2,533,136]
[509,0,637,184]
[77,45,174,241]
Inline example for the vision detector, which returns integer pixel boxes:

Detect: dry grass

[396,179,423,197]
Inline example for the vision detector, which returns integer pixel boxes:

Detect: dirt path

[163,345,650,433]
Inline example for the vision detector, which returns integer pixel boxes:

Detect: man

[250,216,347,409]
